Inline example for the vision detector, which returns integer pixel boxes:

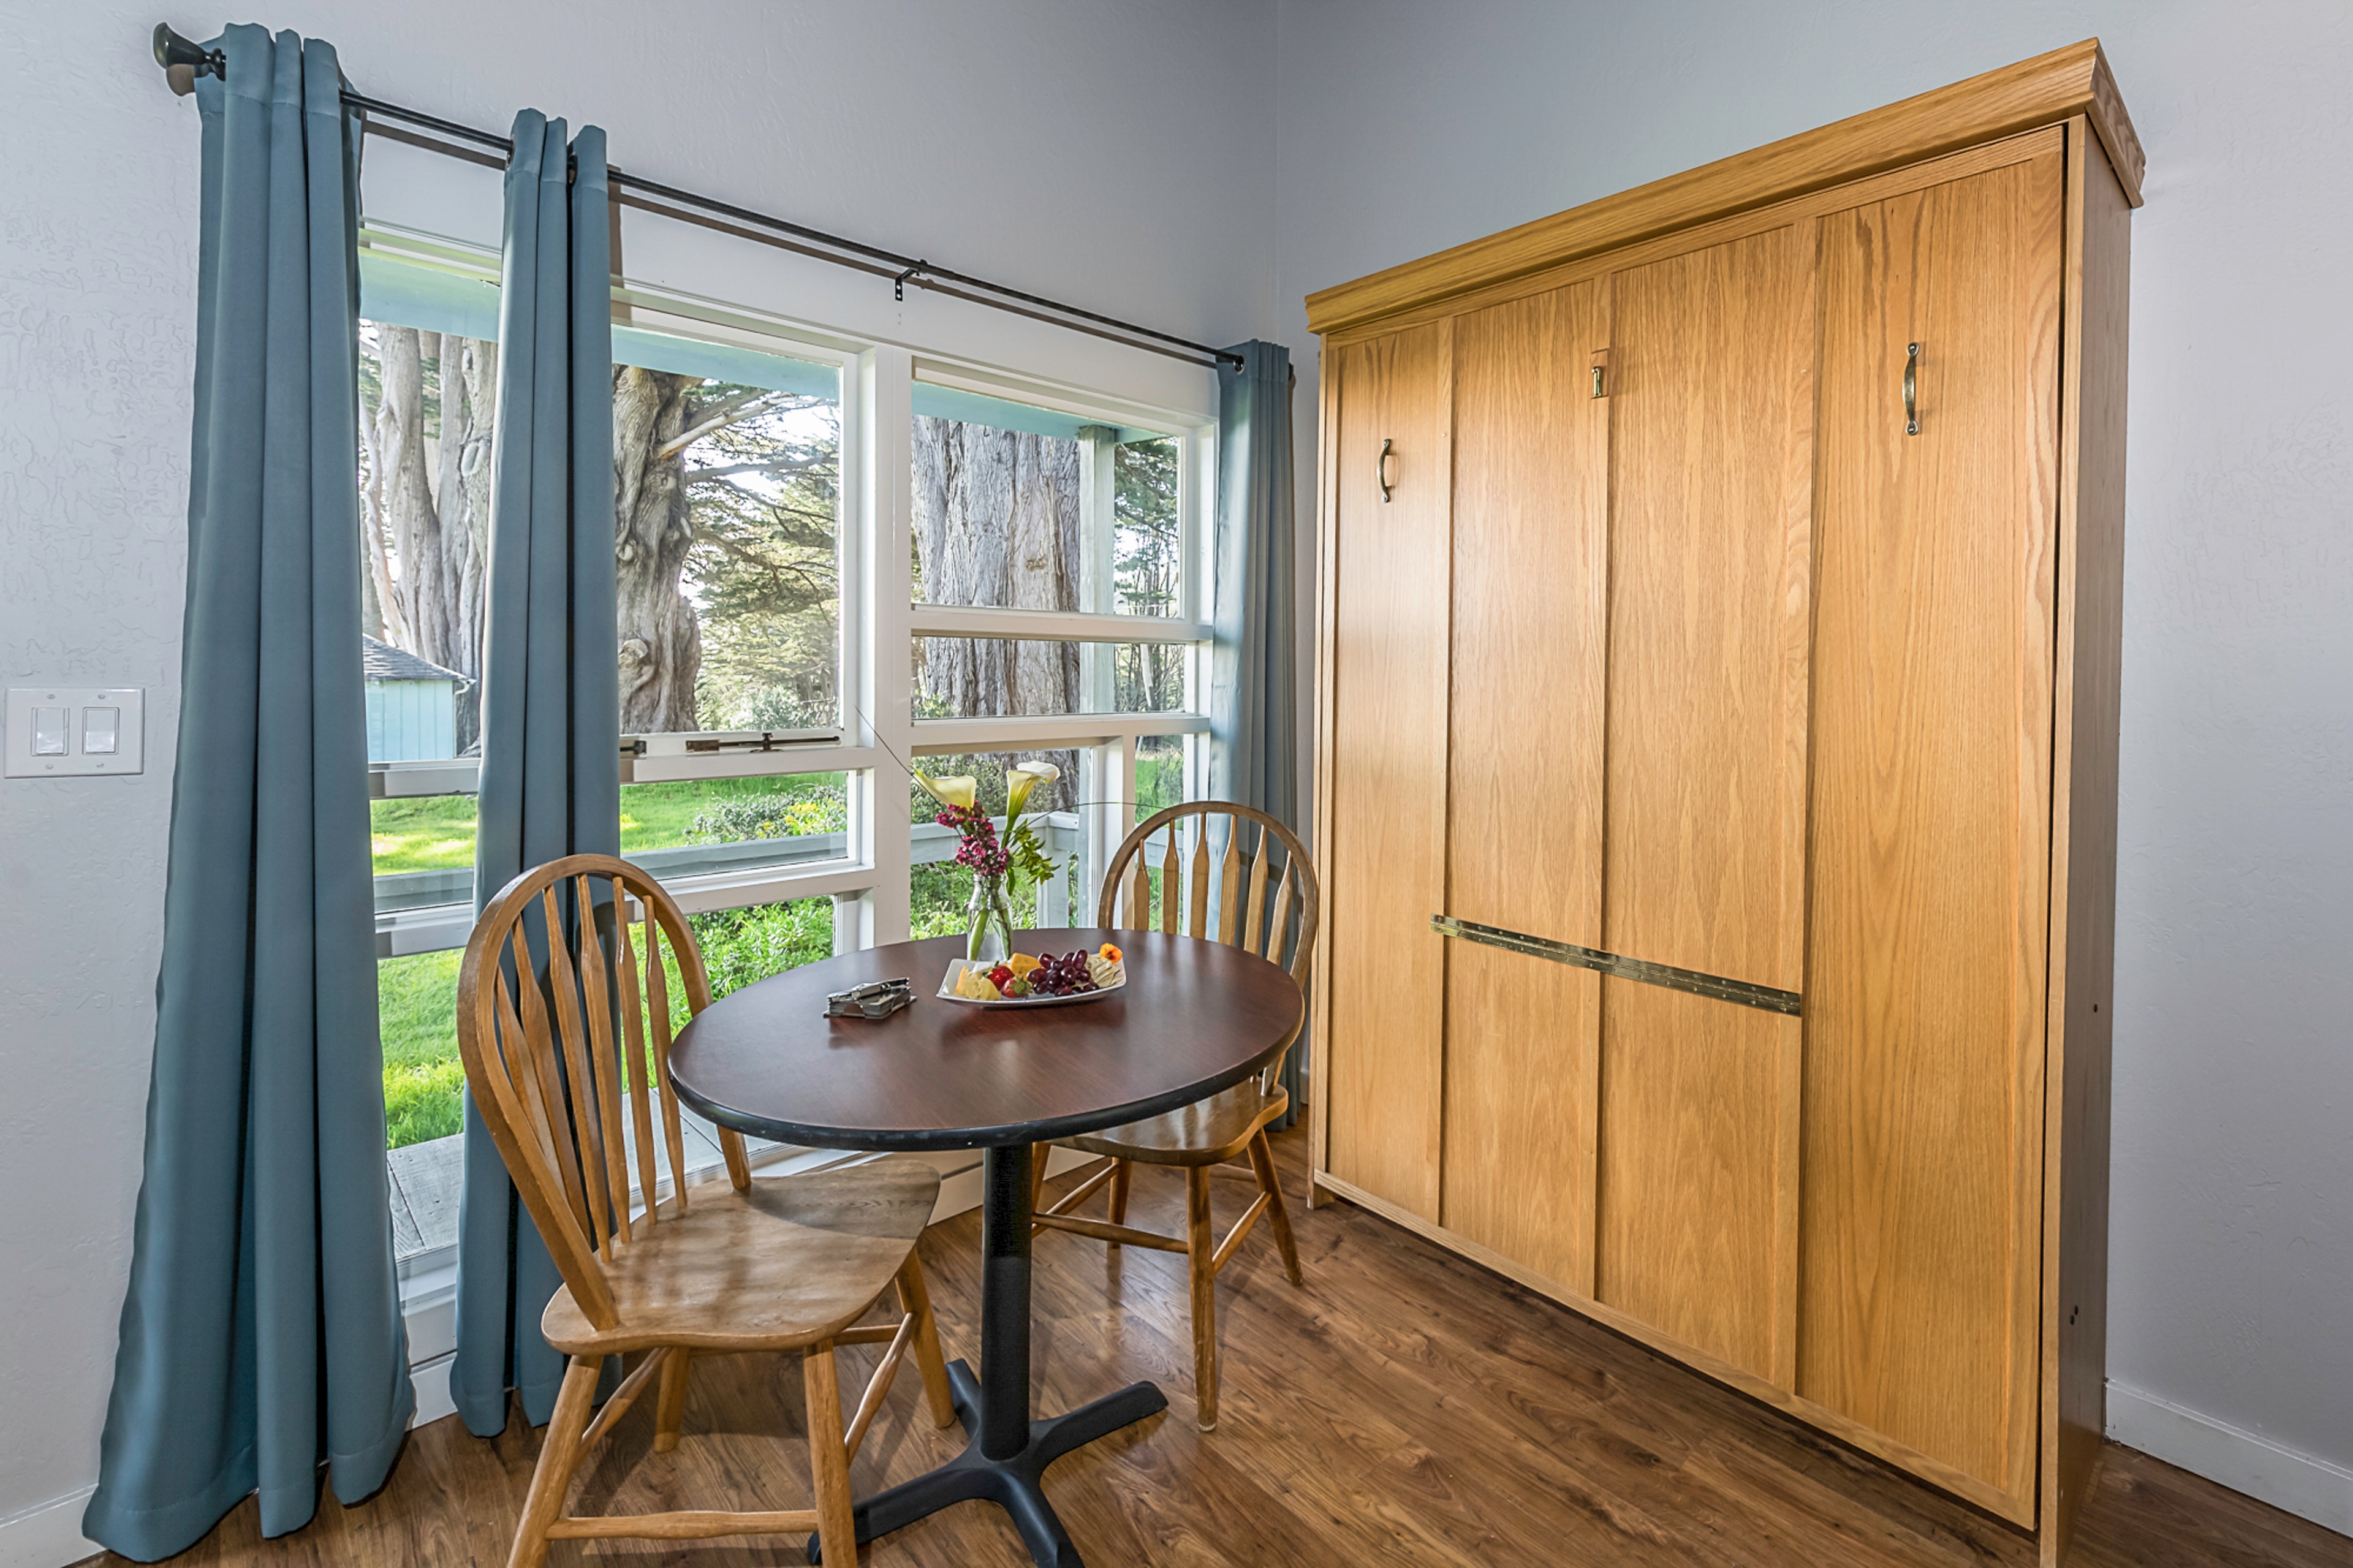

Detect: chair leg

[507,1355,599,1568]
[653,1347,692,1453]
[1184,1165,1219,1432]
[1108,1158,1132,1227]
[1030,1141,1050,1216]
[803,1341,858,1563]
[896,1251,957,1428]
[1248,1129,1304,1287]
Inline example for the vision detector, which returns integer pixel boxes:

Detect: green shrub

[684,790,846,844]
[691,899,836,1001]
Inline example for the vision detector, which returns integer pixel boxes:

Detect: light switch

[7,687,145,777]
[82,706,121,754]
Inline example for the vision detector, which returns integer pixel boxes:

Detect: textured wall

[0,0,1276,1544]
[1275,0,2353,1494]
[0,7,198,1541]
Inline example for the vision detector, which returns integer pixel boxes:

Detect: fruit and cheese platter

[939,944,1126,1008]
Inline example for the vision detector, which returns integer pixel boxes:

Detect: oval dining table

[667,927,1305,1568]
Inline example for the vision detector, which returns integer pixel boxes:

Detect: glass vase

[964,873,1016,964]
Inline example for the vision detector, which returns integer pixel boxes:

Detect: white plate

[938,955,1126,1008]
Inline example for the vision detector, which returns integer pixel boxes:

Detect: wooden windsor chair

[1027,801,1318,1431]
[457,854,955,1568]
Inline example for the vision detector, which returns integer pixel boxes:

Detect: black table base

[809,1145,1167,1568]
[810,1360,1165,1567]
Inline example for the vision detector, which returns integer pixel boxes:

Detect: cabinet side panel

[1308,341,1343,1200]
[2044,122,2129,1567]
[1802,152,2064,1506]
[1442,284,1609,1290]
[1324,324,1453,1221]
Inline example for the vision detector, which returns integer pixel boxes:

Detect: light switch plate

[6,687,145,777]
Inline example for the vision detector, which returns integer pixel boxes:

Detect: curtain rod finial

[153,23,224,89]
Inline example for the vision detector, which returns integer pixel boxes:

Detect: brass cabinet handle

[1377,437,1395,502]
[1904,342,1920,436]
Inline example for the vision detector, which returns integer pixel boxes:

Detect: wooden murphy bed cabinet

[1306,40,2137,1560]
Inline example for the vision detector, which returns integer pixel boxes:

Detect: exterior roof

[362,635,464,684]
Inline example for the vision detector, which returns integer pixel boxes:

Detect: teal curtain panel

[448,110,620,1437]
[84,26,414,1560]
[1207,341,1304,1129]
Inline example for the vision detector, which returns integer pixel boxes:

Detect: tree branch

[682,456,828,484]
[653,388,803,461]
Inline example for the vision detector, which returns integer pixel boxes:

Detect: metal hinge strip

[1430,914,1802,1017]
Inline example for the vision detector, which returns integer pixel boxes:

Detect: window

[358,237,1213,1149]
[911,388,1189,619]
[907,760,1085,941]
[1137,732,1192,817]
[911,638,1189,717]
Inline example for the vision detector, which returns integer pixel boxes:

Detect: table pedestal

[810,1143,1166,1568]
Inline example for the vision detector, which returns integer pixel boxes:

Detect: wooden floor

[111,1129,2349,1567]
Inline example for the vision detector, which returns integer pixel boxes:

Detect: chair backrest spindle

[1096,801,1320,987]
[457,855,730,1333]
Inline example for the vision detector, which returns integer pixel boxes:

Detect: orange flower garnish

[1099,942,1123,963]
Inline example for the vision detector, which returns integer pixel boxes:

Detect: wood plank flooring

[99,1130,2349,1567]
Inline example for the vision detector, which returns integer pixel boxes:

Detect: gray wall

[1275,0,2353,1506]
[6,0,2347,1548]
[0,0,1276,1547]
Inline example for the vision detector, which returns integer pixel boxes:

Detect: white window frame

[368,257,1218,963]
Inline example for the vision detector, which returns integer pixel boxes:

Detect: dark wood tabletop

[666,929,1304,1151]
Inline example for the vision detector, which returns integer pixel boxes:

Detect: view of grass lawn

[368,775,852,876]
[378,896,841,1150]
[370,794,479,874]
[381,949,466,1148]
[374,762,1163,1149]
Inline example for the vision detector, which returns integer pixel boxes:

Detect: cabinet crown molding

[1303,37,2143,336]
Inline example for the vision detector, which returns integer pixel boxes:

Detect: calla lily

[914,768,978,810]
[1006,760,1062,819]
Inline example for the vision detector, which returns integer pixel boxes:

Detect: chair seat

[1062,1080,1289,1167]
[542,1157,939,1355]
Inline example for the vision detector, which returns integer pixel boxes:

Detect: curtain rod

[152,25,1245,371]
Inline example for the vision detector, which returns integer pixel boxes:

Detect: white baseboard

[0,1487,99,1568]
[2108,1379,2353,1538]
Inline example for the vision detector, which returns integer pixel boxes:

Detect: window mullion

[855,344,917,947]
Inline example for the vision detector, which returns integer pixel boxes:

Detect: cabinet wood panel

[1800,152,2064,1505]
[1601,226,1814,989]
[1596,982,1798,1384]
[1591,226,1812,1390]
[1441,284,1610,1287]
[1324,322,1453,1222]
[1308,57,2136,1545]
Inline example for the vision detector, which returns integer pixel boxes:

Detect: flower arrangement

[914,759,1061,960]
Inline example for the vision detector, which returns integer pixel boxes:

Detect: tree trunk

[357,383,390,643]
[911,417,1081,718]
[613,365,703,733]
[436,336,497,753]
[909,417,1084,858]
[365,325,436,653]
